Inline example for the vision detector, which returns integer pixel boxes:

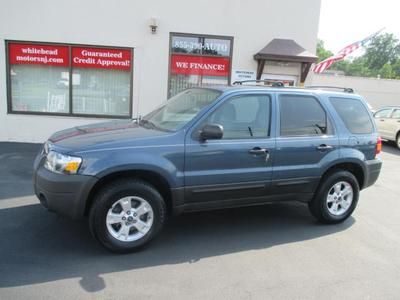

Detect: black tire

[396,133,400,150]
[308,170,359,224]
[89,179,166,253]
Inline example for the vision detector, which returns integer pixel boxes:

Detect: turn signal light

[375,137,382,156]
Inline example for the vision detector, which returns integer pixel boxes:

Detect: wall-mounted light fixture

[149,17,158,34]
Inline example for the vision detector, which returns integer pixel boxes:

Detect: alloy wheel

[106,196,154,242]
[326,181,353,216]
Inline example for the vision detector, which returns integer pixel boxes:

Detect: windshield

[140,88,222,131]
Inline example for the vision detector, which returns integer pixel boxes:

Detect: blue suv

[33,86,382,252]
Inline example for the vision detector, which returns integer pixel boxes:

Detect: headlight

[44,151,82,175]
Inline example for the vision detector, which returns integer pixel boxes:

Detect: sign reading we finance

[171,54,230,77]
[72,47,132,71]
[8,43,69,67]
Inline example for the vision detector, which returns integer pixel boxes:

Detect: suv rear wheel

[309,170,359,224]
[89,179,166,253]
[396,133,400,150]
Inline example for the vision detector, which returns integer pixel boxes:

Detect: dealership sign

[171,54,230,76]
[8,43,69,67]
[231,69,256,84]
[8,43,132,71]
[72,47,132,71]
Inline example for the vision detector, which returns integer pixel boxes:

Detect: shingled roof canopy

[254,38,317,83]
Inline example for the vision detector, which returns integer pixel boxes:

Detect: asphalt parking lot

[0,142,400,299]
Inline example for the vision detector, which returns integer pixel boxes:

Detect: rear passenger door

[272,93,339,199]
[373,108,394,139]
[387,109,400,141]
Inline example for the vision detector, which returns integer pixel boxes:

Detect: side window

[206,94,271,139]
[279,95,328,136]
[374,109,393,118]
[391,109,400,119]
[330,97,374,134]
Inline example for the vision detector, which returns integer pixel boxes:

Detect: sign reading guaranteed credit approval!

[171,54,230,77]
[72,47,132,71]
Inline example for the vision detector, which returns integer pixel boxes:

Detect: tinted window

[392,109,400,119]
[330,97,374,134]
[280,95,328,136]
[206,95,271,139]
[374,109,393,118]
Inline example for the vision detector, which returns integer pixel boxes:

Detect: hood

[48,120,170,152]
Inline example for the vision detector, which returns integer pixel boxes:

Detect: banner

[171,54,230,77]
[72,47,132,71]
[8,43,69,67]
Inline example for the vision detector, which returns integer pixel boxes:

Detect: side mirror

[199,124,223,140]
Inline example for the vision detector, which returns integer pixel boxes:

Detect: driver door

[184,93,276,207]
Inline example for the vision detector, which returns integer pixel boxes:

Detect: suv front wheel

[309,170,359,224]
[89,179,166,253]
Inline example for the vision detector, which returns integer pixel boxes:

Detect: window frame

[278,94,332,138]
[391,109,400,119]
[192,93,272,141]
[5,40,134,119]
[374,108,394,119]
[330,97,374,135]
[167,32,234,98]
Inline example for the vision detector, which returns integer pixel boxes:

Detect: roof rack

[232,80,285,87]
[305,86,354,93]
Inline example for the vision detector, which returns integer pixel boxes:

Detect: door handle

[249,147,268,155]
[380,119,385,122]
[317,144,333,151]
[249,147,270,161]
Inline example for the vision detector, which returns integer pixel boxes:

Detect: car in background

[374,106,400,149]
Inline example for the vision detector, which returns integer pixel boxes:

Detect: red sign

[72,47,132,71]
[171,54,230,76]
[8,43,69,67]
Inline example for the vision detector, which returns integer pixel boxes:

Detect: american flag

[313,29,383,74]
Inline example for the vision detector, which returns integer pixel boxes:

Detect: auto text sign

[8,43,69,67]
[171,54,230,77]
[72,47,132,71]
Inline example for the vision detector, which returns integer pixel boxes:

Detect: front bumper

[363,157,382,189]
[34,156,97,219]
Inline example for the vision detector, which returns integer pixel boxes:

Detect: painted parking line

[0,196,38,209]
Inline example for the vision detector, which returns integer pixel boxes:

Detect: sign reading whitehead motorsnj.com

[9,43,69,66]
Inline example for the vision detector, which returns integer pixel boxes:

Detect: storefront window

[7,42,132,118]
[72,47,131,116]
[8,43,70,113]
[169,33,233,97]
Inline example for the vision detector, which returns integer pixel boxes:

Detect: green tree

[316,39,333,62]
[315,33,400,79]
[379,63,394,78]
[391,60,400,78]
[364,33,400,70]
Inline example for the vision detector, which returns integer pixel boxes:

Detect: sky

[318,0,400,53]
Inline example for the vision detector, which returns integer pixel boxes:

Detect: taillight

[375,136,382,156]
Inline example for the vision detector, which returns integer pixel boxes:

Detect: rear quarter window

[329,97,374,134]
